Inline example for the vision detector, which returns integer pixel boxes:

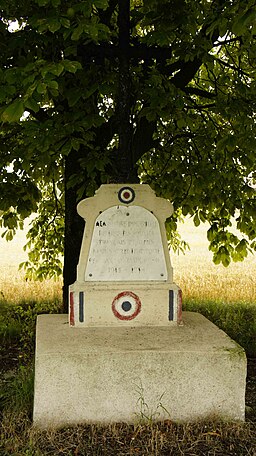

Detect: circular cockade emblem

[112,291,141,320]
[118,186,135,204]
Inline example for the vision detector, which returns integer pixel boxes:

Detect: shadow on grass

[183,299,256,358]
[1,410,256,456]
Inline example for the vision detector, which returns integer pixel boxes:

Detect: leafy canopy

[0,0,255,278]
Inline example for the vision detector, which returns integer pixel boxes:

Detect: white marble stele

[33,312,246,428]
[69,184,182,327]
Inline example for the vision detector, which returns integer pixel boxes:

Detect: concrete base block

[33,312,246,428]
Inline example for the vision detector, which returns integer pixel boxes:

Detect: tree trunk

[63,0,136,311]
[117,0,137,182]
[63,152,85,312]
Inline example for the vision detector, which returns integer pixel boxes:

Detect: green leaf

[71,24,83,41]
[177,118,186,128]
[5,230,15,241]
[61,141,72,156]
[84,83,99,99]
[232,8,256,35]
[36,82,47,94]
[48,18,61,33]
[67,88,81,107]
[182,205,191,217]
[25,98,39,113]
[71,138,82,151]
[60,17,70,28]
[2,99,24,122]
[193,213,200,227]
[47,80,59,91]
[64,45,77,57]
[47,63,64,77]
[236,239,247,254]
[216,136,227,151]
[226,135,236,152]
[63,60,82,73]
[94,0,108,9]
[222,256,231,267]
[199,211,206,223]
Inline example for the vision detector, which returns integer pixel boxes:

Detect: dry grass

[174,263,256,304]
[172,219,256,304]
[0,269,62,304]
[0,219,62,303]
[0,217,255,304]
[1,411,256,456]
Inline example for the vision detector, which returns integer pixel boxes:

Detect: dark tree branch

[169,0,227,89]
[98,0,118,27]
[129,1,227,163]
[214,56,251,76]
[25,107,52,122]
[77,42,173,64]
[171,57,203,89]
[183,87,216,99]
[77,0,228,96]
[94,115,118,150]
[132,117,157,163]
[187,103,216,110]
[213,37,241,47]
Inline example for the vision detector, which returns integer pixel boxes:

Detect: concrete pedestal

[33,312,246,428]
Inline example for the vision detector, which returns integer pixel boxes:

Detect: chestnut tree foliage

[0,0,255,299]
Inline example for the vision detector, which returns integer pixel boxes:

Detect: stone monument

[33,184,246,428]
[69,184,182,327]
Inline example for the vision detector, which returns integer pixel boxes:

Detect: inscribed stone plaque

[85,205,167,281]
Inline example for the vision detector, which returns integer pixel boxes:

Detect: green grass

[183,299,256,357]
[0,298,62,357]
[0,302,23,344]
[0,299,62,421]
[1,364,34,415]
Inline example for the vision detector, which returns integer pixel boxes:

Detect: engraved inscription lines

[85,205,167,281]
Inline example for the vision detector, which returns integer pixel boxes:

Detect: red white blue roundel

[112,291,141,320]
[118,187,135,204]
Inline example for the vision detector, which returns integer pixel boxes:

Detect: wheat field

[0,218,62,303]
[172,219,256,304]
[0,217,255,304]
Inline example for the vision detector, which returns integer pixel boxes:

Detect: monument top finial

[77,184,173,221]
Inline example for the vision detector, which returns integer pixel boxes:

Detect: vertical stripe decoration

[177,288,183,324]
[69,292,75,326]
[79,291,84,323]
[168,290,174,321]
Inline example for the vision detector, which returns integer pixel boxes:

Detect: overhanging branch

[214,56,251,76]
[184,87,216,99]
[169,0,226,89]
[77,42,173,63]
